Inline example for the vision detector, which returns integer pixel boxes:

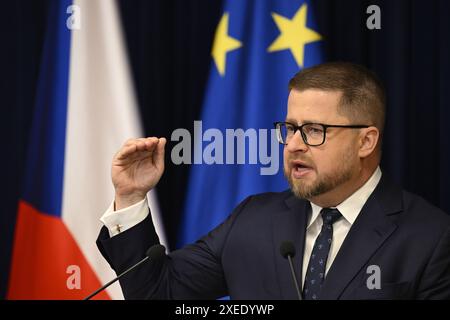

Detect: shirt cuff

[100,197,149,237]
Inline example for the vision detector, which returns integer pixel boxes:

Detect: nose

[285,130,309,153]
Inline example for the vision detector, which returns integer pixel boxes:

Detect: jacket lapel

[272,193,309,299]
[319,176,403,299]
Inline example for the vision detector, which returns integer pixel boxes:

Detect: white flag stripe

[62,0,166,299]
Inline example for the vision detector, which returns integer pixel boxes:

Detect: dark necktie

[302,208,342,300]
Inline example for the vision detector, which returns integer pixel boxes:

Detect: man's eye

[286,126,295,132]
[306,126,323,134]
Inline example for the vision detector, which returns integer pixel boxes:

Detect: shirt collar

[307,166,382,229]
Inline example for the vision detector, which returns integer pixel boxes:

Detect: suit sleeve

[96,196,252,299]
[417,225,450,299]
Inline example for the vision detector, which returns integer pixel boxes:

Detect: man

[97,62,450,299]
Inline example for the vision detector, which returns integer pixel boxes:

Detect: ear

[358,127,379,158]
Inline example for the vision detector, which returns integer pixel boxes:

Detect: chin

[288,177,316,199]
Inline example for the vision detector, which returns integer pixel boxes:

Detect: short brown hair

[288,62,386,135]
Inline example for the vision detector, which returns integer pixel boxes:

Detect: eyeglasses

[274,121,371,146]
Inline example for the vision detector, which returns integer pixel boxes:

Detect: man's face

[284,89,361,200]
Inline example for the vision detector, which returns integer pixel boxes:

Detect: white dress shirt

[100,197,149,237]
[100,167,382,287]
[301,167,382,287]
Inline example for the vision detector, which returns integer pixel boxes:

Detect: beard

[284,146,357,200]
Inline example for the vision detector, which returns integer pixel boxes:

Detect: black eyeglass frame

[273,121,371,146]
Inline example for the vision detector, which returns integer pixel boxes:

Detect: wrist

[114,192,146,210]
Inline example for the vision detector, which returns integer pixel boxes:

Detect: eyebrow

[285,118,321,125]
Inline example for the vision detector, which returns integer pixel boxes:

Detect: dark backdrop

[1,0,449,299]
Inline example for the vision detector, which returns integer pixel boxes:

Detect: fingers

[123,137,155,148]
[143,137,159,153]
[116,144,137,160]
[154,137,166,169]
[116,137,166,161]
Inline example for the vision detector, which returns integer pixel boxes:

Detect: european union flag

[179,0,323,246]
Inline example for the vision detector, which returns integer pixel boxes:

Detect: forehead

[286,89,346,123]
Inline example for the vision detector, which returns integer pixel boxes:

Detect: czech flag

[7,0,166,299]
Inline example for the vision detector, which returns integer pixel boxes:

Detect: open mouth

[291,161,314,178]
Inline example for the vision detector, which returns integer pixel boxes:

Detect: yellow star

[211,13,242,76]
[267,4,322,68]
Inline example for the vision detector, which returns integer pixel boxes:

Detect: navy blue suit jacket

[97,176,450,299]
